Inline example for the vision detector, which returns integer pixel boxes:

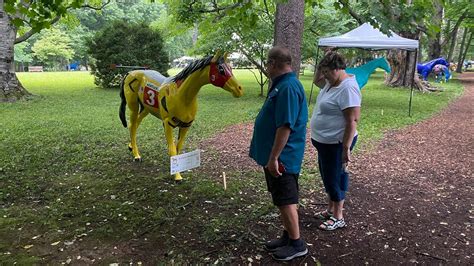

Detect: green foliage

[31,28,75,71]
[14,42,33,64]
[335,0,435,35]
[162,0,274,92]
[71,1,165,31]
[3,0,105,34]
[63,25,93,66]
[87,21,169,88]
[302,0,355,62]
[150,9,194,60]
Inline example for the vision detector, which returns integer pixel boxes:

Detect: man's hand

[265,158,282,177]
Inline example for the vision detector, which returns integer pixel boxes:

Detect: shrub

[87,21,169,88]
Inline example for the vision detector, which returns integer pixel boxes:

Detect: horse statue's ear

[223,52,229,62]
[212,50,221,63]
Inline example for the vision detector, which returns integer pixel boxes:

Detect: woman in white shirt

[310,51,361,231]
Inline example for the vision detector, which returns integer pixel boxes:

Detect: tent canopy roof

[318,23,419,50]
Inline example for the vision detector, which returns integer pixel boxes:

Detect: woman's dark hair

[318,51,346,70]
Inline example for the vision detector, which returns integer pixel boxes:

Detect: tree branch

[441,9,469,46]
[338,0,364,25]
[80,0,111,11]
[14,0,111,44]
[15,15,61,44]
[263,0,274,25]
[240,48,267,77]
[187,0,246,14]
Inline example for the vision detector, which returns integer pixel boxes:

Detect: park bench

[28,66,43,72]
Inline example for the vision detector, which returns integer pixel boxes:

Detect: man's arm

[266,125,291,177]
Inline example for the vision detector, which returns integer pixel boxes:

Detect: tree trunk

[427,0,443,60]
[447,25,459,62]
[273,0,304,76]
[417,34,423,62]
[386,49,416,87]
[0,8,31,102]
[385,31,432,91]
[461,31,473,68]
[456,28,468,73]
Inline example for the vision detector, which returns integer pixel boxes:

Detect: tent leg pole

[309,47,320,105]
[408,49,418,117]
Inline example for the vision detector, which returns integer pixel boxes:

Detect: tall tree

[0,0,109,102]
[273,0,305,74]
[0,2,30,102]
[427,0,443,60]
[446,20,459,62]
[31,28,75,71]
[441,0,471,61]
[456,28,473,73]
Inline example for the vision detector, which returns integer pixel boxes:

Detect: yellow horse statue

[119,51,243,181]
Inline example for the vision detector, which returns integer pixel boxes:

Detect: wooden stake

[223,172,227,190]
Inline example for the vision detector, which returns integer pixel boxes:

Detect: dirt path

[201,73,473,264]
[295,73,474,265]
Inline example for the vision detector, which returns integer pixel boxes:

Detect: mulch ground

[199,72,473,264]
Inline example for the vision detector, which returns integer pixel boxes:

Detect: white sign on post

[170,149,201,175]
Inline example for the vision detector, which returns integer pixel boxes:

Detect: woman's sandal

[319,216,346,231]
[315,209,333,220]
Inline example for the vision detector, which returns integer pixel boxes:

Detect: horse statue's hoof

[134,157,142,162]
[175,179,183,184]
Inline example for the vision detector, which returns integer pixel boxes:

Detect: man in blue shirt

[249,46,308,261]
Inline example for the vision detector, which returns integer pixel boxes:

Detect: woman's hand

[342,147,351,164]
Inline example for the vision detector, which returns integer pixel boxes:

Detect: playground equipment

[119,51,243,181]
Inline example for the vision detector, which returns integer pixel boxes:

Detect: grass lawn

[0,70,464,263]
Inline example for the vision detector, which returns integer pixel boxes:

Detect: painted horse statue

[416,57,449,81]
[119,51,243,181]
[346,57,391,89]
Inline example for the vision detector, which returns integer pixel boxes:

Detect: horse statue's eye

[218,65,225,75]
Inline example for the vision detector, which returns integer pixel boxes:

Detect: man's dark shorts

[264,167,299,206]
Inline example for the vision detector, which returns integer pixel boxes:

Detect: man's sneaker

[272,239,308,261]
[264,230,289,252]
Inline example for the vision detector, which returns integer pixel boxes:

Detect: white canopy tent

[311,23,419,115]
[318,23,419,50]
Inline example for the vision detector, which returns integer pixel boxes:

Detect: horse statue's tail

[119,73,129,128]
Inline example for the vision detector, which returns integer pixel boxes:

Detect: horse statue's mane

[172,55,217,82]
[346,57,391,89]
